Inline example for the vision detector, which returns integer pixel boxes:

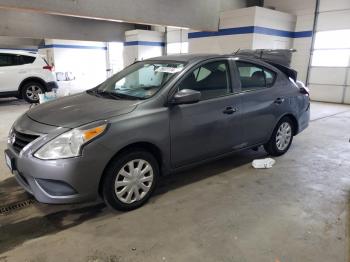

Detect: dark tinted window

[178,61,231,100]
[0,54,35,67]
[236,61,276,91]
[0,54,17,67]
[20,55,36,65]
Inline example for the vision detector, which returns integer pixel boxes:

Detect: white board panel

[309,67,347,85]
[344,86,350,104]
[309,84,344,103]
[317,10,350,31]
[319,0,350,12]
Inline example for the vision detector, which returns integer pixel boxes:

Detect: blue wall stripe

[293,30,313,38]
[124,41,165,47]
[254,26,293,37]
[39,44,107,50]
[188,26,312,39]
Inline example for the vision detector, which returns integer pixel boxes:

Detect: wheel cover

[114,159,154,204]
[26,85,43,101]
[276,122,292,151]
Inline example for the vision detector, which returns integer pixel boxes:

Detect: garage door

[308,0,350,104]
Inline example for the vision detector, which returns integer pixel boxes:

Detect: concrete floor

[0,98,350,262]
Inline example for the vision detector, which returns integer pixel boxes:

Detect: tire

[264,116,294,156]
[102,149,159,211]
[21,81,45,103]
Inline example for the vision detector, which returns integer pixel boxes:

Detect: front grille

[12,130,40,153]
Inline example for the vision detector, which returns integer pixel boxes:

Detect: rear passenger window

[19,55,36,65]
[178,61,231,100]
[236,61,276,91]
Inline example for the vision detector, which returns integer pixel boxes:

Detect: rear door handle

[274,98,285,104]
[223,106,237,114]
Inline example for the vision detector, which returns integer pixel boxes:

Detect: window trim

[170,58,234,102]
[233,59,277,93]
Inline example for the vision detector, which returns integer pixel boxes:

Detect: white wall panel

[291,56,309,82]
[309,84,344,103]
[264,0,316,15]
[167,28,188,44]
[252,34,292,49]
[294,14,315,31]
[344,87,350,104]
[220,7,255,29]
[254,7,296,31]
[317,10,350,31]
[41,39,108,94]
[319,0,350,12]
[124,30,164,66]
[309,67,347,85]
[189,35,253,54]
[293,38,313,52]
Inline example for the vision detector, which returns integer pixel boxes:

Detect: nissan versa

[5,52,310,211]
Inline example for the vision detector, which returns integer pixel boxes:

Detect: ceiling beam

[0,9,134,42]
[0,0,221,31]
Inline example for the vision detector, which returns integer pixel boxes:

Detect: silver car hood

[26,92,139,128]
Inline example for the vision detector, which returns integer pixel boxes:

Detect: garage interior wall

[123,30,165,67]
[39,39,110,94]
[166,27,189,55]
[264,0,316,83]
[6,0,350,104]
[308,0,350,104]
[188,7,298,54]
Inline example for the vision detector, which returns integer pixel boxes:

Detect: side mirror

[169,89,201,105]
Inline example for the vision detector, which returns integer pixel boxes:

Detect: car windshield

[89,61,185,100]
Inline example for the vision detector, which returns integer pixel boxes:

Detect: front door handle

[274,97,285,104]
[223,106,237,114]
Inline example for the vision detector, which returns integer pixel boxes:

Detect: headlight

[7,127,13,144]
[34,122,107,160]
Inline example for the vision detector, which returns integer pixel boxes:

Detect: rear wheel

[264,117,294,156]
[21,82,45,103]
[102,149,159,211]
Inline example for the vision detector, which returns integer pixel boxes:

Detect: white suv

[0,50,57,103]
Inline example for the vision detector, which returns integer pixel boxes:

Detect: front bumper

[5,146,107,204]
[5,114,113,204]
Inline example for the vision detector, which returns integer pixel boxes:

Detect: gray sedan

[5,53,310,211]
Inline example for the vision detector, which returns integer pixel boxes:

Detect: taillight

[296,80,309,95]
[43,65,54,72]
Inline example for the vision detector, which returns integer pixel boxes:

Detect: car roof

[148,54,223,63]
[0,49,38,56]
[146,53,298,80]
[147,53,271,65]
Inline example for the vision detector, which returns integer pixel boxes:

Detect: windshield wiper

[109,92,143,100]
[87,89,118,99]
[87,89,141,100]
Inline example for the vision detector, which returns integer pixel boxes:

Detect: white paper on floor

[252,158,276,169]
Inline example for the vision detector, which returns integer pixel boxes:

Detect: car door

[0,53,22,92]
[234,59,286,147]
[169,58,242,168]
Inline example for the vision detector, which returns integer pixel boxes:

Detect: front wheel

[264,117,294,156]
[102,149,159,211]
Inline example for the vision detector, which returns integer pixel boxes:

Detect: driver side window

[178,61,231,100]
